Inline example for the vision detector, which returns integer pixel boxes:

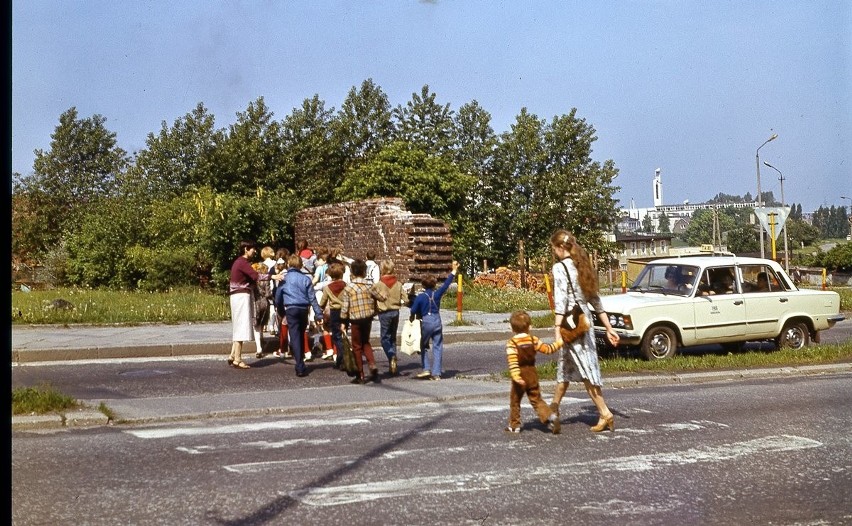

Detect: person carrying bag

[400,318,421,356]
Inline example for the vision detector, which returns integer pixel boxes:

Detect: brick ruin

[294,198,453,284]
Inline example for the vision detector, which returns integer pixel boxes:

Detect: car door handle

[733,300,743,305]
[779,298,788,303]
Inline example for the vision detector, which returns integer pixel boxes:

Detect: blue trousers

[285,306,309,375]
[420,313,444,376]
[378,310,399,361]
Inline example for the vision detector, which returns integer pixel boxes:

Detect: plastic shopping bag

[400,319,421,356]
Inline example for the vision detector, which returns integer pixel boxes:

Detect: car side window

[741,265,787,293]
[699,266,737,295]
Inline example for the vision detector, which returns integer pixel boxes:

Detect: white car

[596,256,844,360]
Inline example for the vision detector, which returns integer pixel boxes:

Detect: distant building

[606,231,673,271]
[671,217,690,235]
[620,168,756,233]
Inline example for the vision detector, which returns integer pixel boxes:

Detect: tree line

[12,80,621,291]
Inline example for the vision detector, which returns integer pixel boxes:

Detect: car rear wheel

[777,321,810,350]
[640,326,678,360]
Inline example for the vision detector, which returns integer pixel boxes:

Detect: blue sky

[12,1,851,212]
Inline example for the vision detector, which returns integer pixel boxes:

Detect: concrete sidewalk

[10,308,533,364]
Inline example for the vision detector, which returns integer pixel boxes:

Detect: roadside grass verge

[11,287,230,325]
[533,341,852,380]
[12,284,848,325]
[448,284,550,313]
[833,287,852,312]
[12,383,80,415]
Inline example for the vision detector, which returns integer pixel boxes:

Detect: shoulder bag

[558,261,590,343]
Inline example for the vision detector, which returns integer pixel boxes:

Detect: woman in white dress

[549,229,620,432]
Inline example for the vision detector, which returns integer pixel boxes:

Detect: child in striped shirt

[505,310,563,434]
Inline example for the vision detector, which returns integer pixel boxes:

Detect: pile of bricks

[294,198,454,284]
[472,267,548,293]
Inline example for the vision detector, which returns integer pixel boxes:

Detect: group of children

[251,242,416,382]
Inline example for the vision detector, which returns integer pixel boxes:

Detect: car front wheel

[777,321,810,350]
[640,326,678,360]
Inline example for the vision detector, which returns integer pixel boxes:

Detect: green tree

[11,186,54,263]
[658,212,671,233]
[725,226,759,254]
[682,209,737,246]
[125,102,223,202]
[335,140,474,246]
[13,108,129,258]
[785,218,820,249]
[821,242,852,272]
[490,108,546,265]
[486,108,620,266]
[452,100,499,269]
[214,97,284,195]
[63,196,144,288]
[280,94,344,207]
[538,110,619,258]
[393,84,455,157]
[336,78,395,171]
[641,213,654,233]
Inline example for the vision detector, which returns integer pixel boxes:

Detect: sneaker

[549,418,561,435]
[255,352,263,359]
[416,370,432,379]
[389,356,398,375]
[322,350,334,361]
[549,401,560,419]
[273,350,284,358]
[428,375,441,381]
[283,351,293,359]
[504,426,521,434]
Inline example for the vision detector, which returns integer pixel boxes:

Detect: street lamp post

[763,161,789,271]
[841,196,852,241]
[756,133,778,258]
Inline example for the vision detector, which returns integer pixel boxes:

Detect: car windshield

[630,263,699,296]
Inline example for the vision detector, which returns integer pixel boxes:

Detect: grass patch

[11,284,848,326]
[447,317,477,327]
[531,341,852,380]
[98,402,116,421]
[12,383,80,415]
[831,287,852,312]
[530,312,556,328]
[446,284,550,313]
[12,287,230,325]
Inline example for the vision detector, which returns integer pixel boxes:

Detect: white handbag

[400,319,421,356]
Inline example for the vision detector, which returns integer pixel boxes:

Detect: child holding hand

[505,310,563,434]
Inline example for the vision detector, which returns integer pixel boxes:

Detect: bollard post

[621,270,628,293]
[456,272,463,322]
[822,268,827,290]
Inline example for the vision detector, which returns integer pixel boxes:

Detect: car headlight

[608,314,633,330]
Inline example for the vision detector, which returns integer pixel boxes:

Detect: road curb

[11,330,540,365]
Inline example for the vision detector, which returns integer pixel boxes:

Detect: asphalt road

[11,317,852,402]
[12,372,851,525]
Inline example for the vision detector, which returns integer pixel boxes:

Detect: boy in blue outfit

[409,260,459,380]
[274,254,323,377]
